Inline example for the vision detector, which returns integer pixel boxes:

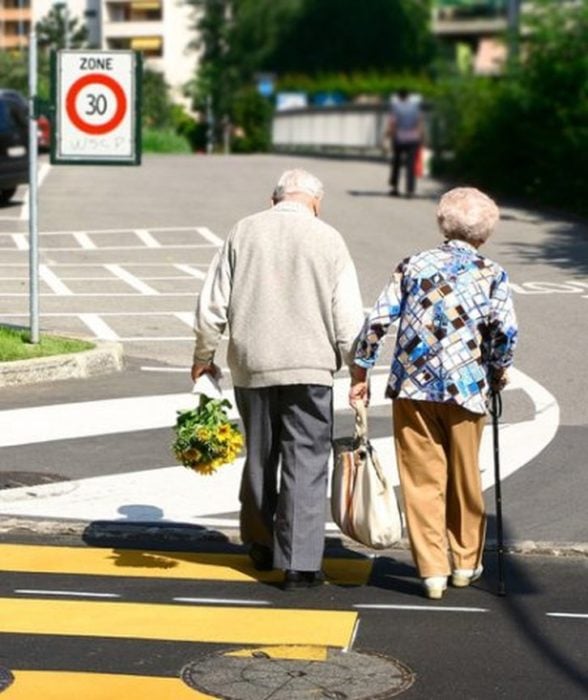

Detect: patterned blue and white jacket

[354,239,518,415]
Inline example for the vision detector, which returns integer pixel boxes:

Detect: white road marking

[174,312,195,327]
[72,232,97,250]
[141,366,191,372]
[0,311,193,318]
[173,598,271,606]
[0,370,559,525]
[546,613,588,619]
[15,589,120,599]
[0,262,206,267]
[174,264,206,280]
[39,264,73,295]
[78,314,120,341]
[1,292,198,297]
[354,604,488,613]
[120,337,195,342]
[196,226,223,246]
[0,244,218,253]
[135,229,161,248]
[19,162,51,221]
[11,234,28,250]
[104,264,159,295]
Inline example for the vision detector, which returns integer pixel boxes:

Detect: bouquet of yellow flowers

[172,394,244,475]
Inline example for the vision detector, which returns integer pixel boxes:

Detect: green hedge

[141,128,192,154]
[431,0,588,216]
[276,72,438,101]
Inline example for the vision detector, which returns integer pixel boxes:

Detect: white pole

[28,30,40,343]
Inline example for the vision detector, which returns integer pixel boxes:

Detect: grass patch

[0,325,95,362]
[142,128,192,154]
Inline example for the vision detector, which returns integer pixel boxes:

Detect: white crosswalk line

[174,312,195,327]
[72,232,97,249]
[135,229,161,248]
[11,234,28,250]
[104,264,159,295]
[78,314,120,341]
[174,264,206,279]
[39,264,73,295]
[196,226,223,246]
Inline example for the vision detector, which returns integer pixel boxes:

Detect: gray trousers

[234,384,333,572]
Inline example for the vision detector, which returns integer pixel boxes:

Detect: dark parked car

[0,89,28,205]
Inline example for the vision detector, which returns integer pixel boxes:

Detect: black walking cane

[490,390,506,596]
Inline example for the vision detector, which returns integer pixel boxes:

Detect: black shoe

[248,543,273,571]
[283,570,325,591]
[389,188,399,197]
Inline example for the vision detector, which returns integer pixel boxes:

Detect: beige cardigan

[193,201,364,388]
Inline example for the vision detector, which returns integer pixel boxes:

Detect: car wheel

[0,188,17,205]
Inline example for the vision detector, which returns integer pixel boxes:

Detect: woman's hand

[349,365,369,407]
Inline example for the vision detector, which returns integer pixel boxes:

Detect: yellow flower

[196,426,211,442]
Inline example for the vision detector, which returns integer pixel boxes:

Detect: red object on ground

[414,146,424,178]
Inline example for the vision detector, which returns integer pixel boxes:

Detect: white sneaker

[423,576,448,600]
[451,566,483,588]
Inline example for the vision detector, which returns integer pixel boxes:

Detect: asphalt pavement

[0,154,586,698]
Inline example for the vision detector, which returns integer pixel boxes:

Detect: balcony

[0,7,31,21]
[103,19,163,38]
[105,0,162,22]
[433,0,509,36]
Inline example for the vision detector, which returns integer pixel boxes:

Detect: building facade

[432,0,520,74]
[0,0,32,50]
[1,1,198,106]
[100,0,197,103]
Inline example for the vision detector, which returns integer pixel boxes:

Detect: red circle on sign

[65,73,127,135]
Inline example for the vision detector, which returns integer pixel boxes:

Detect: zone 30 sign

[51,50,141,165]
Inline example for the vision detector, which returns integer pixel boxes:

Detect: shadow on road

[505,219,588,276]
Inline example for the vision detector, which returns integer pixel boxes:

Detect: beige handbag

[331,402,402,549]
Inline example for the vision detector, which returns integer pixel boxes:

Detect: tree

[36,4,88,52]
[435,0,588,213]
[185,0,435,150]
[265,0,435,74]
[142,69,175,129]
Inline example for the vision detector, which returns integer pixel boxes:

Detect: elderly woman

[349,187,518,599]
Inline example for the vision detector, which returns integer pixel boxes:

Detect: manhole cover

[0,471,69,490]
[0,471,76,501]
[0,667,14,693]
[181,646,415,699]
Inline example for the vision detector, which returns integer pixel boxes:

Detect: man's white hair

[273,169,324,201]
[437,187,499,245]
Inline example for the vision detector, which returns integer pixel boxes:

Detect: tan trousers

[393,398,486,578]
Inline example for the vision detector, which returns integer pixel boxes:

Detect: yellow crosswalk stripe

[3,670,213,700]
[0,597,358,648]
[0,543,372,585]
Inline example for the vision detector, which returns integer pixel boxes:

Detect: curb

[0,516,586,558]
[0,340,124,387]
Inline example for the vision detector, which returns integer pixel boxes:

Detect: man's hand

[191,362,220,383]
[349,365,370,407]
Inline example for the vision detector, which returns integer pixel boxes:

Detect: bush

[431,1,588,215]
[141,128,192,154]
[170,105,208,152]
[277,72,437,103]
[230,88,273,153]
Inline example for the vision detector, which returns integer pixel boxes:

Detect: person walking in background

[192,169,364,590]
[349,187,518,600]
[387,88,424,199]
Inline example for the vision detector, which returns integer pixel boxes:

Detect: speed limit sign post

[51,50,141,165]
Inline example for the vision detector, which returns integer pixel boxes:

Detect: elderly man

[350,187,518,600]
[192,168,364,590]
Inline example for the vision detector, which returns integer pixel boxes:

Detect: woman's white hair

[437,187,499,245]
[272,169,324,202]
